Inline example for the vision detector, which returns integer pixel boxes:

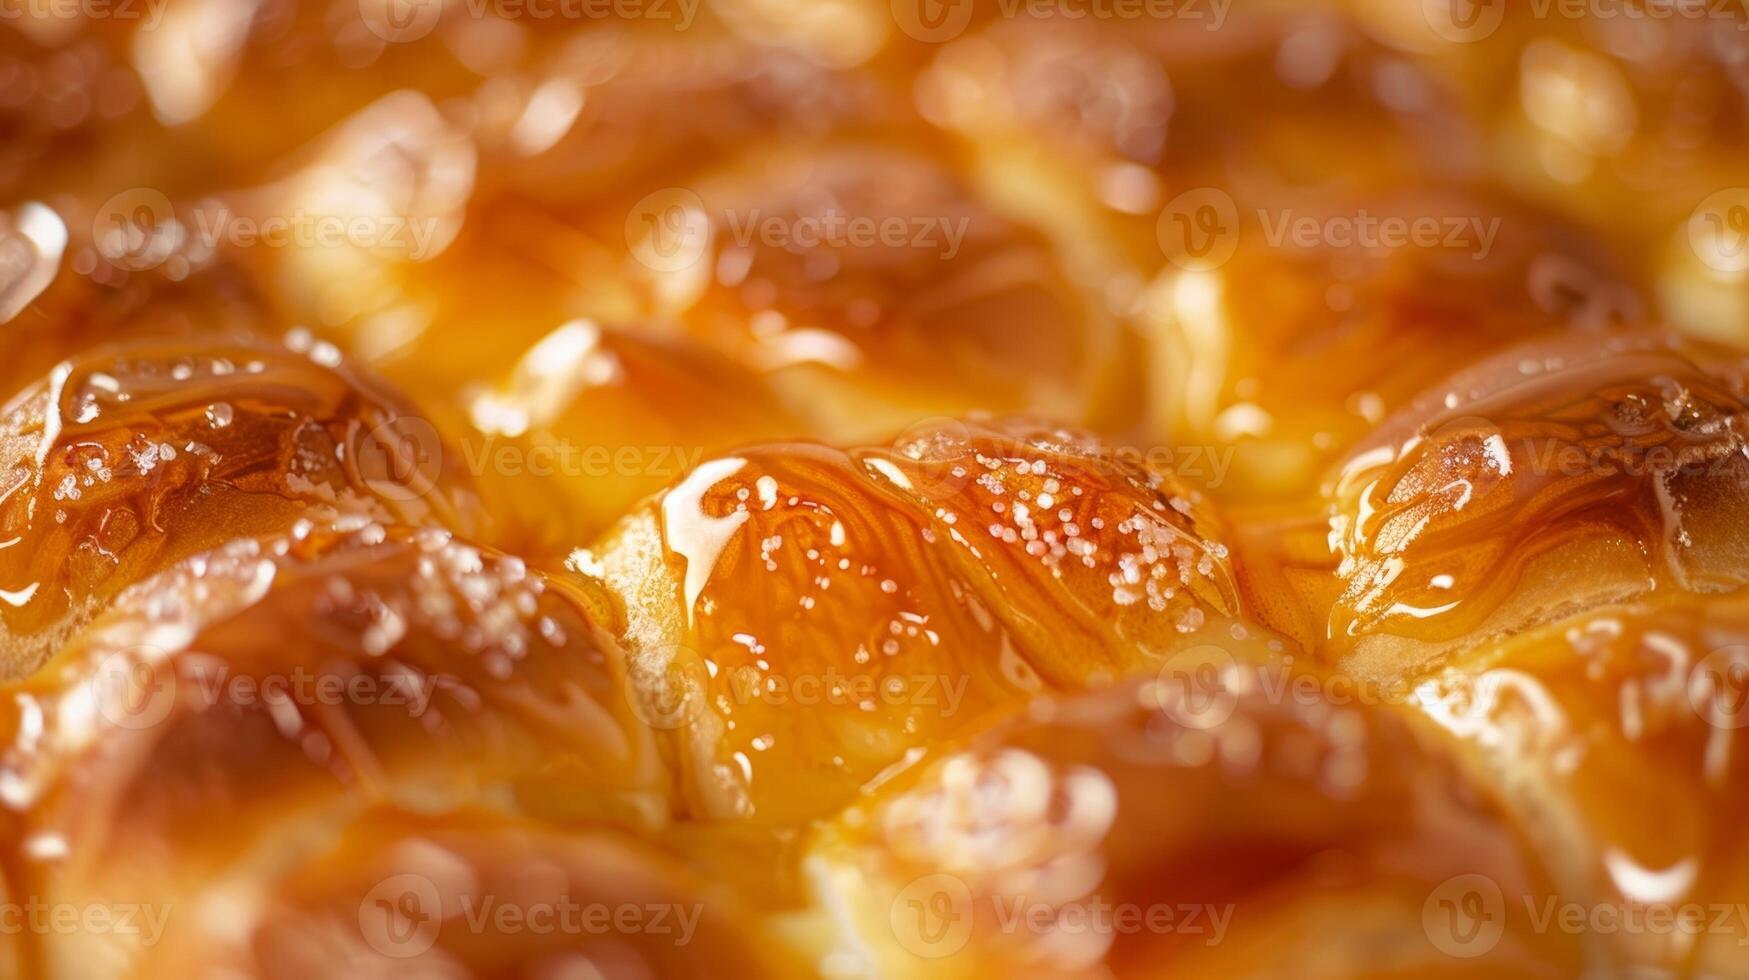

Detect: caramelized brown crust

[464,322,809,553]
[1411,596,1749,975]
[811,666,1579,978]
[1137,189,1642,501]
[134,808,804,973]
[5,6,1749,979]
[899,8,1482,302]
[1322,333,1749,680]
[474,28,906,202]
[133,806,809,979]
[868,418,1241,653]
[217,26,911,366]
[258,124,1116,448]
[0,340,489,677]
[0,196,276,403]
[589,418,1246,824]
[629,145,1122,441]
[1348,2,1749,253]
[0,522,656,974]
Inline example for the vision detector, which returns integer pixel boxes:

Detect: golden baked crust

[1,4,1747,977]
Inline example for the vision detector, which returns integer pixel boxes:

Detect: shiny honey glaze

[0,3,1748,978]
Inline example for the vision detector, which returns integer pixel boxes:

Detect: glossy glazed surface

[2,4,1749,978]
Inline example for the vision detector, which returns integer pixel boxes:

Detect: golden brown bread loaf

[2,4,1749,978]
[589,417,1244,824]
